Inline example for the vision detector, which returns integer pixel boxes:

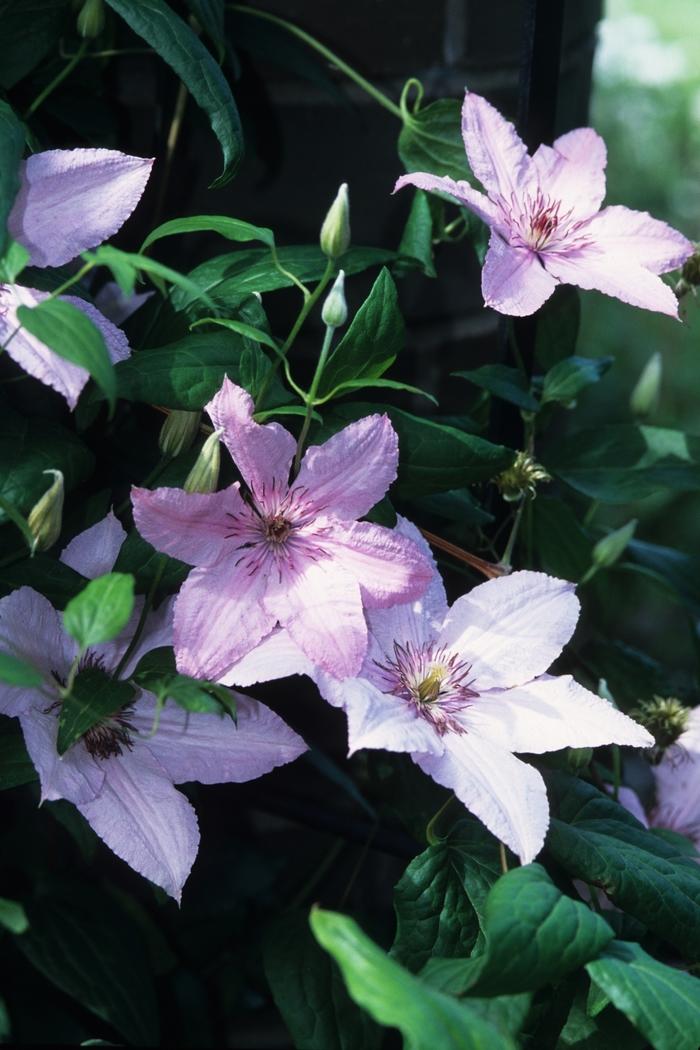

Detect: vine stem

[153,79,189,227]
[292,323,335,476]
[113,558,167,680]
[229,5,403,120]
[499,842,509,874]
[419,527,508,580]
[425,794,455,845]
[499,499,526,569]
[25,40,89,118]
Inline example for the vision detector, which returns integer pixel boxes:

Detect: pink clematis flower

[0,148,153,407]
[132,378,433,682]
[223,520,654,862]
[0,512,307,901]
[394,91,693,318]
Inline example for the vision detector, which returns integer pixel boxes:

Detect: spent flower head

[495,451,551,502]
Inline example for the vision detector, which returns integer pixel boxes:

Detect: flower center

[375,640,478,735]
[82,708,136,760]
[527,202,561,250]
[265,514,292,545]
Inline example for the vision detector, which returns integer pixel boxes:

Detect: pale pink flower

[0,513,306,901]
[223,520,653,862]
[0,149,153,407]
[132,378,433,682]
[644,708,700,851]
[395,91,693,318]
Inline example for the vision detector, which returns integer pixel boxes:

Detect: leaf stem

[292,323,335,476]
[24,40,89,118]
[499,499,526,569]
[113,557,167,680]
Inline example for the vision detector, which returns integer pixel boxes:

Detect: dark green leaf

[0,0,68,89]
[113,532,189,591]
[0,725,36,789]
[264,909,381,1050]
[310,908,518,1050]
[318,269,404,398]
[0,554,87,609]
[0,101,24,257]
[0,415,93,522]
[534,286,580,370]
[624,539,700,614]
[581,638,695,707]
[541,356,613,406]
[183,0,225,56]
[532,498,593,582]
[191,316,279,351]
[16,299,116,411]
[546,772,700,959]
[63,572,135,649]
[131,647,236,717]
[454,364,539,412]
[141,214,274,253]
[398,99,471,182]
[0,896,28,934]
[0,651,43,687]
[86,245,217,310]
[104,0,243,186]
[396,189,436,277]
[586,940,700,1050]
[57,667,136,755]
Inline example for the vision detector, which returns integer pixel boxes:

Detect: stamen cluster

[375,640,478,735]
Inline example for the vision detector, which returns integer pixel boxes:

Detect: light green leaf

[63,572,135,650]
[104,0,243,186]
[541,356,613,406]
[0,651,42,687]
[85,244,217,311]
[142,215,274,253]
[131,647,236,717]
[396,189,437,277]
[0,239,30,283]
[0,896,28,934]
[57,668,136,756]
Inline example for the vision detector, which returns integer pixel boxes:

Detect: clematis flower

[0,148,153,407]
[132,378,433,681]
[0,513,306,901]
[223,520,653,862]
[395,91,693,318]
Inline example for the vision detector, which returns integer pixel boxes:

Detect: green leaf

[191,316,279,351]
[0,494,34,550]
[396,189,436,277]
[398,99,471,182]
[391,819,501,973]
[0,554,87,610]
[141,214,274,253]
[57,667,136,756]
[131,647,236,717]
[586,941,700,1050]
[16,299,116,412]
[310,908,518,1050]
[541,356,613,406]
[322,377,437,404]
[423,864,613,996]
[0,239,30,283]
[545,425,700,503]
[318,269,404,398]
[18,884,159,1044]
[0,101,24,257]
[85,245,217,311]
[183,0,225,56]
[325,402,513,497]
[625,538,700,614]
[546,772,700,959]
[532,498,593,583]
[0,651,43,687]
[454,364,539,412]
[63,572,135,650]
[0,896,28,934]
[0,0,67,89]
[534,285,580,370]
[113,532,189,592]
[264,909,382,1050]
[0,725,36,789]
[104,0,243,186]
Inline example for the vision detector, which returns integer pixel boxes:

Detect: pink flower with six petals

[132,378,433,682]
[395,91,693,318]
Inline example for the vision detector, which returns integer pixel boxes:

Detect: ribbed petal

[542,246,681,318]
[324,519,433,609]
[393,171,502,232]
[532,128,607,222]
[60,512,126,579]
[461,91,533,200]
[481,231,557,316]
[581,205,693,275]
[132,484,242,567]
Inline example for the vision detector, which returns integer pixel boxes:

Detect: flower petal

[324,520,433,609]
[581,205,693,275]
[266,559,366,678]
[0,588,73,706]
[438,570,579,690]
[218,628,315,687]
[652,708,700,843]
[133,692,307,784]
[0,285,131,409]
[206,377,296,496]
[542,246,681,318]
[19,707,104,804]
[415,734,549,863]
[8,148,153,268]
[77,747,199,902]
[60,511,126,579]
[132,484,242,567]
[461,91,533,200]
[532,128,607,221]
[174,561,276,681]
[482,231,557,316]
[393,172,501,230]
[615,786,650,829]
[466,674,654,754]
[93,282,154,325]
[294,413,398,521]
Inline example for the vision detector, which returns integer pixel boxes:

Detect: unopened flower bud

[495,451,551,502]
[630,352,662,417]
[184,429,222,494]
[77,0,105,37]
[565,746,594,774]
[159,410,201,459]
[27,470,64,553]
[592,519,637,570]
[321,270,348,329]
[675,247,700,300]
[320,183,350,260]
[630,695,689,754]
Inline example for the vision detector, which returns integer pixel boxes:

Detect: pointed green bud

[592,519,637,570]
[159,410,201,459]
[320,183,350,260]
[27,470,64,553]
[630,352,662,418]
[630,695,690,753]
[321,270,348,329]
[184,429,222,494]
[77,0,105,37]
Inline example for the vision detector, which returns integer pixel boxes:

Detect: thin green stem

[50,261,95,300]
[25,40,89,118]
[499,499,526,569]
[583,499,600,528]
[230,5,403,120]
[113,557,167,680]
[62,653,82,698]
[425,794,455,845]
[611,745,621,802]
[292,324,335,476]
[499,842,509,874]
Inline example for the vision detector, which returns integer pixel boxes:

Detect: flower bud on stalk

[630,696,690,754]
[321,270,348,329]
[592,519,637,570]
[320,183,350,260]
[184,430,222,494]
[159,410,201,459]
[630,352,662,417]
[495,451,551,502]
[77,0,105,37]
[27,470,64,553]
